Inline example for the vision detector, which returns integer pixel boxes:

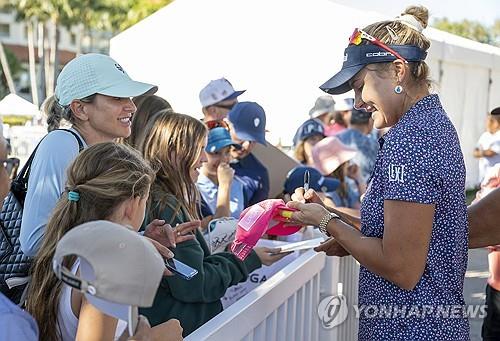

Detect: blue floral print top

[358,94,469,340]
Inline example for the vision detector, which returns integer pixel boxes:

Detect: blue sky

[331,0,499,26]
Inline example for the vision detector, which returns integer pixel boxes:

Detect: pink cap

[312,136,357,175]
[231,199,301,260]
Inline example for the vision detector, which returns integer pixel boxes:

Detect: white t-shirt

[20,129,87,257]
[58,259,127,341]
[476,131,500,182]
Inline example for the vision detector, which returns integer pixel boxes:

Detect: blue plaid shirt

[358,95,469,340]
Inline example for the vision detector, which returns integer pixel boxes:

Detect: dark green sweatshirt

[140,195,262,337]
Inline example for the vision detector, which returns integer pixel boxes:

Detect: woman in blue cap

[288,5,469,340]
[292,118,325,166]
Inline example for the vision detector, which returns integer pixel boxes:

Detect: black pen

[303,170,310,192]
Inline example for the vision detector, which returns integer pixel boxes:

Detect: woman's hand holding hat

[286,201,329,227]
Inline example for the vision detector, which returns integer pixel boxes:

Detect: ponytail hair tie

[68,190,80,202]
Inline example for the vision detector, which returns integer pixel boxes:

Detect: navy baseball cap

[293,119,325,146]
[320,44,427,95]
[228,102,267,145]
[206,127,241,153]
[284,166,340,194]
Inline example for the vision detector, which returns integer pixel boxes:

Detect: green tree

[0,0,173,101]
[0,47,25,99]
[432,17,499,47]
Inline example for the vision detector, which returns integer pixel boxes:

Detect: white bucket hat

[52,220,165,331]
[55,53,157,106]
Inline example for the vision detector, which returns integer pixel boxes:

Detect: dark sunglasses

[1,157,20,178]
[205,120,230,130]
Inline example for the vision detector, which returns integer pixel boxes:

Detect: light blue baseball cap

[206,127,241,153]
[55,53,157,106]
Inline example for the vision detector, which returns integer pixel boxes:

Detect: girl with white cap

[26,143,183,341]
[20,53,162,257]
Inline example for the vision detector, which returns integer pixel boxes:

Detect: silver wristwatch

[318,212,340,236]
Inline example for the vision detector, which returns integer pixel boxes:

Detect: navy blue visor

[320,44,427,95]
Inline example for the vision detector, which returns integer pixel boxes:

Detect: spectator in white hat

[308,95,335,134]
[26,142,188,341]
[199,78,245,123]
[20,53,178,259]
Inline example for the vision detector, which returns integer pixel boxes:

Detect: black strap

[14,129,84,184]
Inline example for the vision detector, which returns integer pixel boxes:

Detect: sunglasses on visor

[349,28,408,63]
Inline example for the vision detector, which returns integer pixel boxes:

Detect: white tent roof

[0,94,39,117]
[110,0,500,187]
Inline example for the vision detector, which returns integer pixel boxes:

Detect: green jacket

[140,194,262,337]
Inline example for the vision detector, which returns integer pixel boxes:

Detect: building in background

[0,9,110,101]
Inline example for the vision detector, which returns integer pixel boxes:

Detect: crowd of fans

[0,49,377,340]
[0,4,499,340]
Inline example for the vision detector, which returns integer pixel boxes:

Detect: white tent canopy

[0,94,39,117]
[110,0,500,188]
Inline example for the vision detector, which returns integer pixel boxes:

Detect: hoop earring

[394,85,403,94]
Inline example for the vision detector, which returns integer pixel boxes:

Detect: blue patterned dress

[358,94,469,340]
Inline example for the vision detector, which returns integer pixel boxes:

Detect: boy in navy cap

[283,166,339,206]
[227,102,269,207]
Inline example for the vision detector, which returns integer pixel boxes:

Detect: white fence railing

[186,250,360,341]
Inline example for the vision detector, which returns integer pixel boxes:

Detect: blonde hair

[294,140,307,164]
[26,142,154,341]
[141,111,207,220]
[44,94,96,132]
[360,5,431,88]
